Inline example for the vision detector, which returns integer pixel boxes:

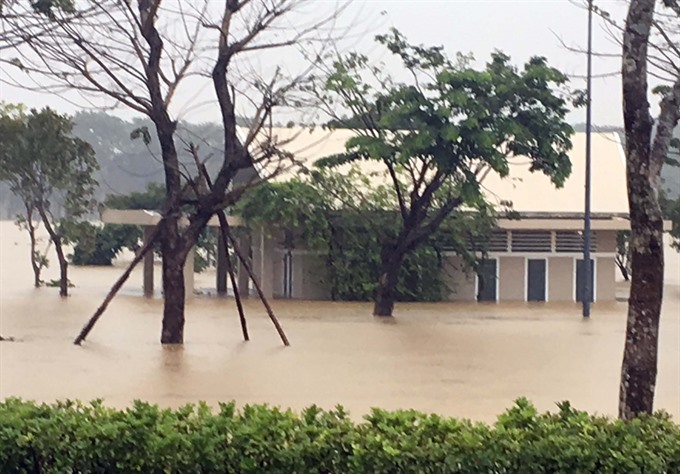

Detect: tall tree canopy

[314,30,576,316]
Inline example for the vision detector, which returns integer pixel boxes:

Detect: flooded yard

[1,221,679,422]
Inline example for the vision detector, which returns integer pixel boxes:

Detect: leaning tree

[1,0,345,343]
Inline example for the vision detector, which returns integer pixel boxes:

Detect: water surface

[1,221,678,422]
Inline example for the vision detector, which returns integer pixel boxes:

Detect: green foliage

[0,398,678,473]
[236,169,489,302]
[0,105,99,220]
[105,182,166,211]
[67,223,141,266]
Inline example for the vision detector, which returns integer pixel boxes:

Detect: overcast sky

[0,0,636,126]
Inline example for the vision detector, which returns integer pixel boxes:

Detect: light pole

[582,0,593,318]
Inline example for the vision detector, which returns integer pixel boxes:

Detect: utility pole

[583,0,594,318]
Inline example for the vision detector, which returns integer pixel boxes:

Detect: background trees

[0,105,98,295]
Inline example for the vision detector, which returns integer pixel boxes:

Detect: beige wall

[272,250,284,298]
[549,257,574,302]
[597,230,617,253]
[252,230,275,299]
[596,257,616,301]
[442,255,476,301]
[499,256,525,301]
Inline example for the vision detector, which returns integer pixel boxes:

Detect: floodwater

[1,221,679,422]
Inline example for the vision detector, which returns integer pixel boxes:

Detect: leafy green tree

[314,30,575,316]
[0,104,98,296]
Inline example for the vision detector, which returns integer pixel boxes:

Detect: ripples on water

[1,221,678,422]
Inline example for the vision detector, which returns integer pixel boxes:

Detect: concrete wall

[498,256,525,301]
[251,229,275,299]
[548,257,574,302]
[596,256,616,301]
[442,255,476,301]
[272,250,284,298]
[266,236,619,303]
[597,230,617,253]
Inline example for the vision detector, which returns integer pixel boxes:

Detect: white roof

[258,127,628,216]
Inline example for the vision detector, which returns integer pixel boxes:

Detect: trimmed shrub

[0,398,678,473]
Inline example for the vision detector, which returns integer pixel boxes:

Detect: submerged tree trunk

[159,214,187,344]
[618,0,680,420]
[25,212,42,287]
[53,239,68,297]
[373,247,404,317]
[36,205,68,297]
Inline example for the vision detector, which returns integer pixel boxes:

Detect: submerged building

[104,129,666,303]
[250,129,634,303]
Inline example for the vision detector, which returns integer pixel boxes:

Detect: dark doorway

[527,259,547,302]
[477,259,497,302]
[576,259,595,303]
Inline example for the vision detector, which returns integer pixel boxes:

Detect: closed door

[527,259,547,302]
[576,259,595,303]
[477,259,497,302]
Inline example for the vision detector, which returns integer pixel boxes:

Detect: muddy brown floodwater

[1,221,679,422]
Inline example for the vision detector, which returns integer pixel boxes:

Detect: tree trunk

[53,238,68,297]
[618,0,680,420]
[373,248,404,317]
[160,214,187,344]
[615,257,630,281]
[26,215,41,287]
[36,204,68,297]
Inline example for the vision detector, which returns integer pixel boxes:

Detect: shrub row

[1,397,678,473]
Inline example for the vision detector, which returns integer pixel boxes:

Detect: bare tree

[619,0,680,420]
[1,0,344,343]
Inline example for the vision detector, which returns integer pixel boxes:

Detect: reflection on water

[1,221,679,422]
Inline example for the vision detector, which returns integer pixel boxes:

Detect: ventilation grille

[462,231,508,252]
[555,231,597,253]
[511,231,552,252]
[488,231,509,252]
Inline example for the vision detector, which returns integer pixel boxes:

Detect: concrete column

[237,231,251,297]
[143,226,154,297]
[215,228,228,295]
[184,246,195,300]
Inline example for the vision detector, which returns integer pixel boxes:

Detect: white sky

[0,0,640,126]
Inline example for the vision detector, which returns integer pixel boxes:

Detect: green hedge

[1,398,678,473]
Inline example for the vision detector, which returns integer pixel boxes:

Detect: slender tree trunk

[36,205,68,297]
[373,247,404,317]
[618,0,680,420]
[25,213,41,287]
[160,214,187,344]
[615,258,630,282]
